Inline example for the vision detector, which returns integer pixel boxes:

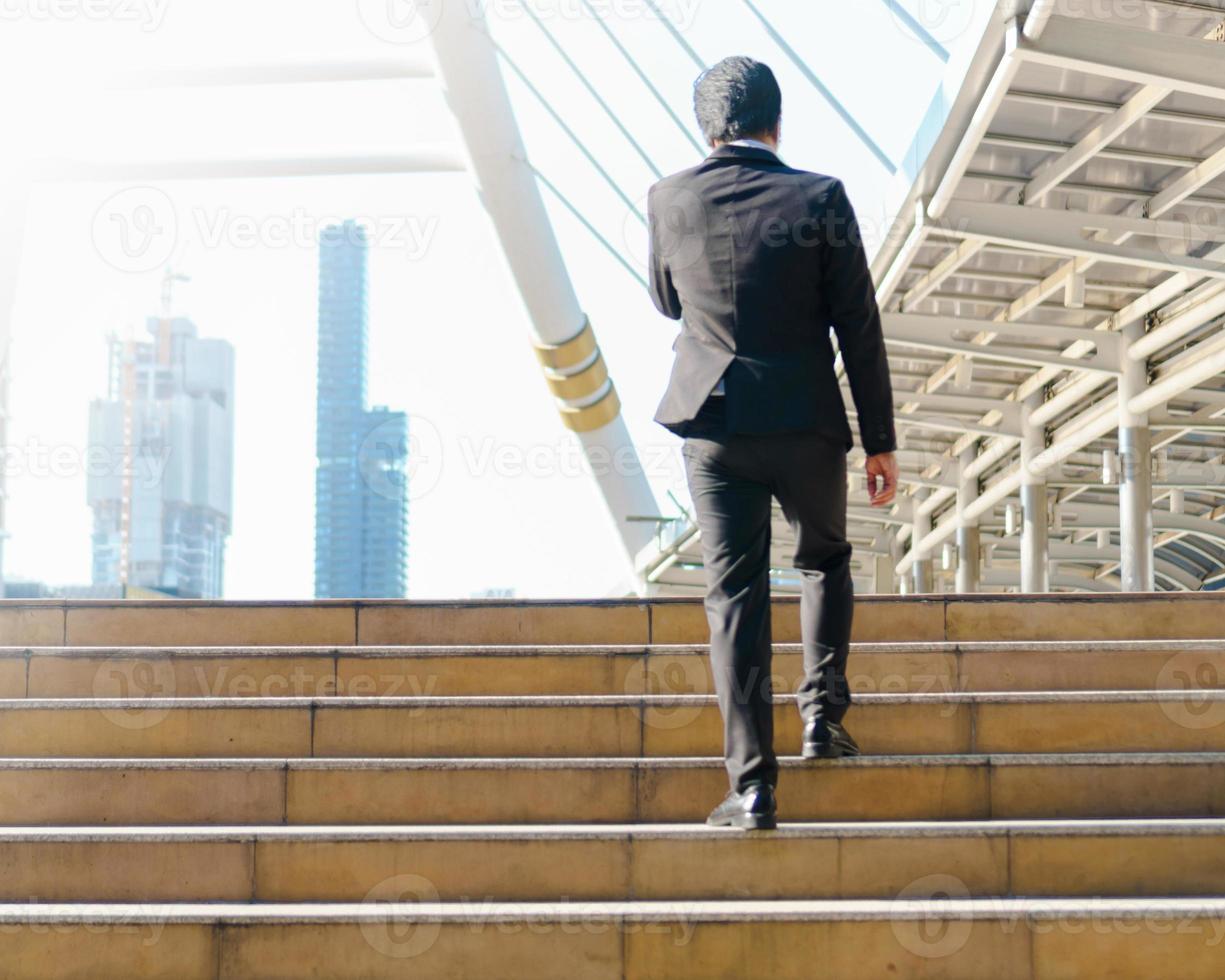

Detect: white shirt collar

[727,138,780,159]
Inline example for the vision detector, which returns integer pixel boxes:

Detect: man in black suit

[648,56,898,830]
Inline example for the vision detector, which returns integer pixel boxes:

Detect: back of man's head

[693,56,782,147]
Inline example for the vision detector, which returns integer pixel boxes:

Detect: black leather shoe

[706,783,777,830]
[802,718,860,759]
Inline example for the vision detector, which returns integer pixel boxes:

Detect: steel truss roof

[641,0,1225,595]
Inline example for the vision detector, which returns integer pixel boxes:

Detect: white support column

[1118,320,1155,591]
[1020,393,1050,593]
[419,0,660,567]
[955,446,981,593]
[910,489,934,594]
[871,529,898,595]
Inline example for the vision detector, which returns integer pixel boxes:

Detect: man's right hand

[866,452,898,508]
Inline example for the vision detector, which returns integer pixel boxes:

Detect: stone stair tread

[1,897,1223,923]
[2,689,1222,709]
[0,752,1222,769]
[1,817,1223,841]
[6,637,1225,656]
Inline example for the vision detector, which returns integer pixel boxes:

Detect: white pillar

[911,490,934,594]
[419,0,660,567]
[873,531,897,594]
[1020,393,1050,593]
[1118,321,1155,591]
[956,446,981,593]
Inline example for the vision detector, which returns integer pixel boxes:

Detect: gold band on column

[533,316,623,432]
[543,355,608,401]
[532,318,596,371]
[559,385,621,433]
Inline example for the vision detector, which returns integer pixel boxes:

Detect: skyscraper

[314,221,408,598]
[87,298,235,598]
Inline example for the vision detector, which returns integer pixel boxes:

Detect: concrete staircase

[0,594,1223,978]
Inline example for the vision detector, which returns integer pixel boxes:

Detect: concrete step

[1,820,1223,903]
[3,691,1225,757]
[1,898,1223,978]
[7,639,1225,699]
[0,754,1222,825]
[2,594,1222,648]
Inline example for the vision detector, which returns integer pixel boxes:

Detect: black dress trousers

[680,397,853,793]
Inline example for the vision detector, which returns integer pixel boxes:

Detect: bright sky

[0,0,985,599]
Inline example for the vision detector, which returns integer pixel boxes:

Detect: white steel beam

[1129,330,1225,416]
[33,151,466,181]
[1021,16,1225,105]
[900,239,985,310]
[884,312,1121,351]
[1148,143,1225,218]
[104,57,434,89]
[885,319,1118,374]
[1023,87,1169,206]
[929,19,1023,218]
[876,200,929,307]
[937,200,1225,280]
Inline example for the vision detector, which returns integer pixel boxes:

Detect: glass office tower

[314,221,408,598]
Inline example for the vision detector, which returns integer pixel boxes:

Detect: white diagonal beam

[1023,87,1169,206]
[900,239,985,311]
[1148,142,1225,218]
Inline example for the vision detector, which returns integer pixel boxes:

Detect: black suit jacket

[648,143,896,455]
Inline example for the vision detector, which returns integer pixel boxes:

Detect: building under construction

[86,300,235,598]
